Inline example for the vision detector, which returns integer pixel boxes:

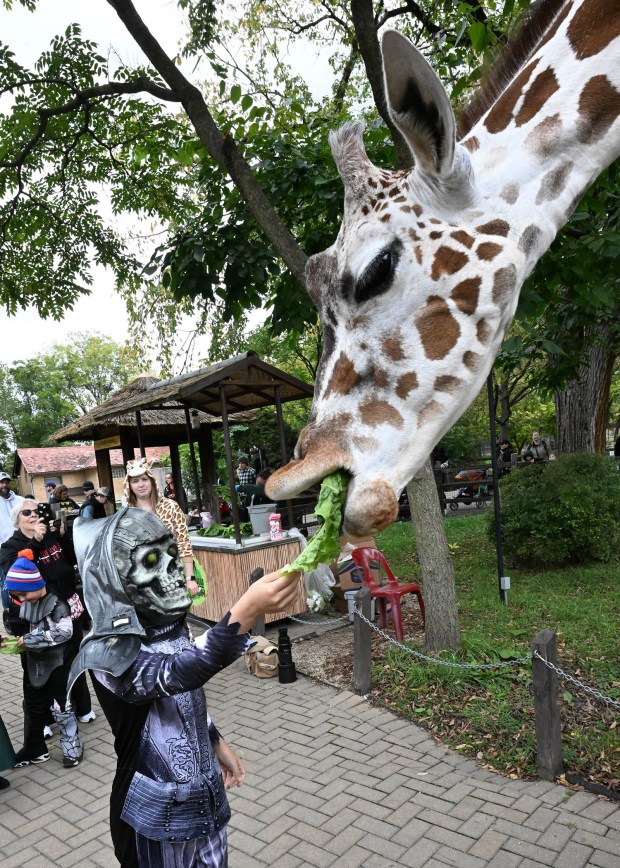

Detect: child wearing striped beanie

[6,550,83,770]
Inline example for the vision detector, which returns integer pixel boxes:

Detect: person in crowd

[82,480,96,500]
[497,439,513,475]
[163,471,176,500]
[0,711,14,788]
[523,451,536,464]
[238,468,272,507]
[45,481,57,503]
[124,457,199,596]
[52,484,80,512]
[236,455,256,486]
[0,499,95,735]
[522,431,551,462]
[0,471,23,545]
[69,508,300,867]
[615,436,620,458]
[3,551,83,768]
[80,486,113,520]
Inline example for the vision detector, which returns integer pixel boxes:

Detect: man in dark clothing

[522,431,550,462]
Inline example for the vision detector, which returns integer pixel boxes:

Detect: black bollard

[277,627,297,683]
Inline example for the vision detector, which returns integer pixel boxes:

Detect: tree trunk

[406,460,460,652]
[554,322,617,454]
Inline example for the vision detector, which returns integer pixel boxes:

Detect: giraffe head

[267,12,620,535]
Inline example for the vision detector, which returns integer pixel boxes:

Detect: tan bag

[244,636,279,678]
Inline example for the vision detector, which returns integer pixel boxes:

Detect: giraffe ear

[382,29,455,177]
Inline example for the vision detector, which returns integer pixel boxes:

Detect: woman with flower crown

[124,458,200,597]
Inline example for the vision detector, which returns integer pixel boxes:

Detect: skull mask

[113,510,191,626]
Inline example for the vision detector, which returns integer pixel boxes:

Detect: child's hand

[230,569,301,633]
[214,738,245,790]
[17,636,24,648]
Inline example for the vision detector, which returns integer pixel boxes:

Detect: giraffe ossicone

[267,0,620,536]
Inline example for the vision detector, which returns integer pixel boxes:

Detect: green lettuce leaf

[0,637,23,655]
[281,471,349,575]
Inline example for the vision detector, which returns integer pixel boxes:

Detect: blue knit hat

[5,549,45,592]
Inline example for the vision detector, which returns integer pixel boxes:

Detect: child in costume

[69,508,300,867]
[6,550,83,768]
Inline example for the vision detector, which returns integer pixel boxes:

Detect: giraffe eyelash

[355,239,402,304]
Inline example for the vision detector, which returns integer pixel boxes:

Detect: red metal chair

[350,547,425,641]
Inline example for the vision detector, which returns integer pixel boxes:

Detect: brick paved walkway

[1,618,618,867]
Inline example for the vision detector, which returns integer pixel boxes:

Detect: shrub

[492,453,620,566]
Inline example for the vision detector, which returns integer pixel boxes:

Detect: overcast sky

[0,1,331,368]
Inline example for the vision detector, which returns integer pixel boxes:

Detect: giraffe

[266,0,620,536]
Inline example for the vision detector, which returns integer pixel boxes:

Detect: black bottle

[278,627,297,683]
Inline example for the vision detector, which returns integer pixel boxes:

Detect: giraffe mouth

[267,459,399,537]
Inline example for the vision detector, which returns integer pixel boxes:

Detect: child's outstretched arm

[229,569,301,634]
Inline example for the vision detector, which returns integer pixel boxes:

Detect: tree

[0,332,142,457]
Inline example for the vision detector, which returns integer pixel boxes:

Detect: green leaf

[230,84,241,104]
[281,471,349,575]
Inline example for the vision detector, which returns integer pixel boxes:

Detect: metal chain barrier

[285,612,350,626]
[354,608,530,669]
[533,650,620,711]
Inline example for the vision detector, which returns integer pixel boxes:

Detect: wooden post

[353,586,372,696]
[531,629,564,781]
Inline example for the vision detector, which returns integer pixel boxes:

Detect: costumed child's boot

[52,702,84,768]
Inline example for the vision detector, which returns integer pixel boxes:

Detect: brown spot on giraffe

[394,195,407,203]
[475,219,510,237]
[477,242,503,261]
[430,231,443,240]
[492,265,518,308]
[577,76,620,144]
[416,296,461,360]
[451,277,481,315]
[535,160,573,204]
[484,59,540,134]
[417,400,442,428]
[568,0,620,60]
[431,246,469,280]
[368,178,377,188]
[413,204,423,217]
[383,334,406,361]
[361,205,369,216]
[463,351,482,371]
[518,224,542,256]
[434,375,463,394]
[400,205,413,213]
[525,113,562,161]
[450,230,475,249]
[461,136,480,152]
[380,213,391,222]
[515,68,560,127]
[408,228,420,242]
[370,364,390,389]
[429,218,442,225]
[476,319,492,345]
[359,399,404,429]
[323,352,361,399]
[500,182,520,204]
[395,372,419,400]
[352,435,380,453]
[414,245,423,265]
[388,187,401,197]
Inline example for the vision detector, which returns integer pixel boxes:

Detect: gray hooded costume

[70,509,250,867]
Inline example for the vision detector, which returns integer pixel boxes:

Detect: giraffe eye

[355,242,400,304]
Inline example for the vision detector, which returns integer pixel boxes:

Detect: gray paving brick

[486,850,522,868]
[572,828,620,856]
[590,849,620,868]
[468,829,508,860]
[552,840,594,867]
[397,838,440,867]
[290,838,338,866]
[434,845,487,868]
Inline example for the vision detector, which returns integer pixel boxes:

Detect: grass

[372,512,620,791]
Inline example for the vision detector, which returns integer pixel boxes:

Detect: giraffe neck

[464,0,620,274]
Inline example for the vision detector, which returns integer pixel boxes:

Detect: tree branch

[106,0,308,289]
